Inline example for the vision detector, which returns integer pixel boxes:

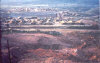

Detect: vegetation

[2,29,62,36]
[68,25,99,30]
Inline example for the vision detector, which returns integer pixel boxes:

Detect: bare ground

[1,30,100,63]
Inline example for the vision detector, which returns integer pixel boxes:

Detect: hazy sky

[1,0,99,4]
[1,0,99,7]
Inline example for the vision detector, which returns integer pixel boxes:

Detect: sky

[1,0,99,7]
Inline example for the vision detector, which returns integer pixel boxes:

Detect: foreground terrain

[1,29,100,63]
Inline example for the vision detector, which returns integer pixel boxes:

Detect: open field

[2,25,99,30]
[1,28,100,63]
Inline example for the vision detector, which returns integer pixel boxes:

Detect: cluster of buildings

[1,8,98,27]
[7,8,58,12]
[2,16,89,26]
